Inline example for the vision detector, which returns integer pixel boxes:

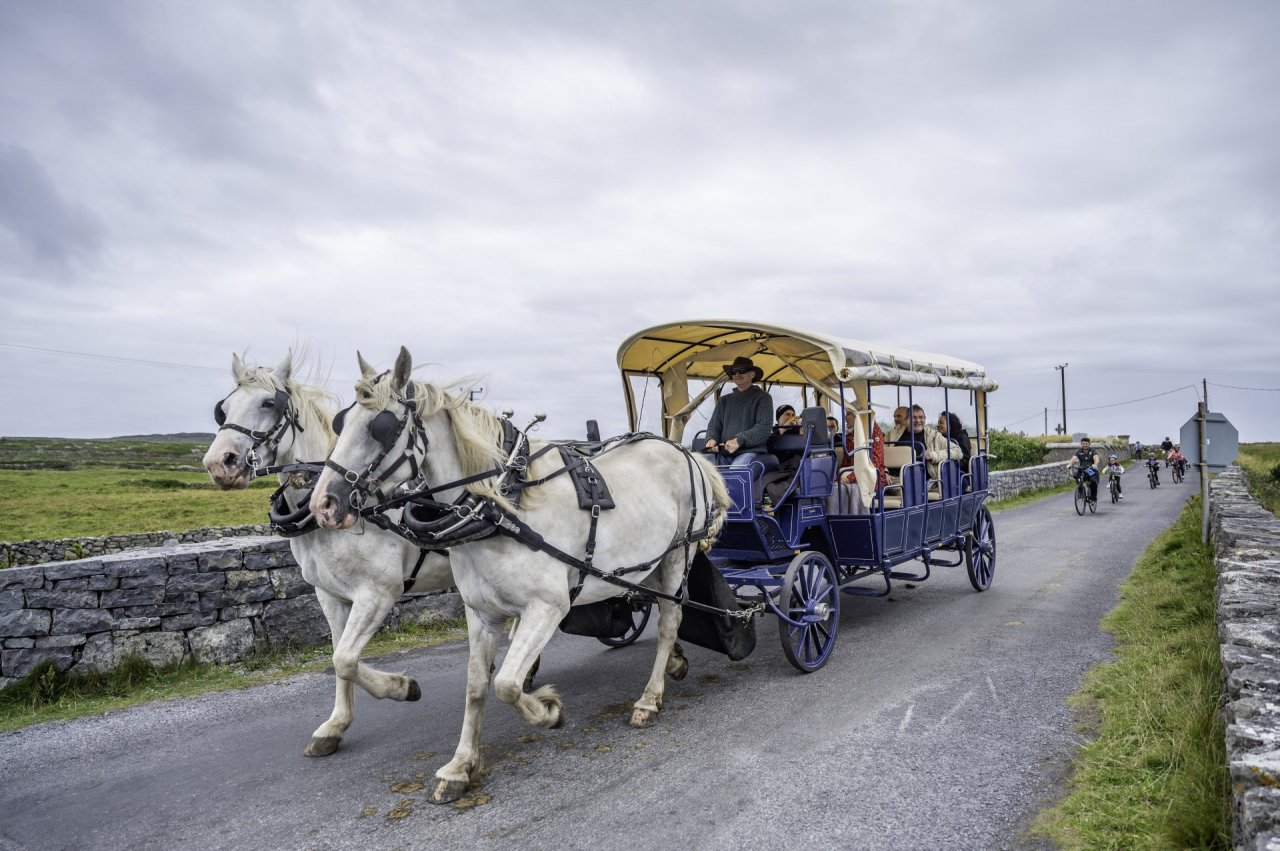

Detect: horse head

[203,351,323,489]
[310,347,423,528]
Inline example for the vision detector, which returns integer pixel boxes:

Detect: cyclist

[1146,450,1161,486]
[1103,453,1125,500]
[1160,436,1174,466]
[1167,444,1187,479]
[1066,437,1101,503]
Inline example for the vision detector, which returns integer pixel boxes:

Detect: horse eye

[262,398,276,408]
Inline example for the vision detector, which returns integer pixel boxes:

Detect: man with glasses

[704,356,774,468]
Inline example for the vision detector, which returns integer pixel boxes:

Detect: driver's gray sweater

[706,385,774,453]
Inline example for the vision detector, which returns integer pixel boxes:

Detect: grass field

[0,437,271,542]
[0,468,274,541]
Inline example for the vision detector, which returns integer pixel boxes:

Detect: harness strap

[403,548,434,594]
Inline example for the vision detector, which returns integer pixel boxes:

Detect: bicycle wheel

[1149,470,1157,489]
[1088,487,1097,513]
[1074,483,1085,515]
[1110,478,1119,503]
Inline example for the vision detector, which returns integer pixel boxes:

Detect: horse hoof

[629,707,658,728]
[550,706,566,730]
[431,778,469,804]
[406,680,421,701]
[304,736,341,757]
[667,655,689,681]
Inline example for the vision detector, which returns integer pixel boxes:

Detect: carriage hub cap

[812,602,832,620]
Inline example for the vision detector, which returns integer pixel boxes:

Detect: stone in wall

[189,620,258,665]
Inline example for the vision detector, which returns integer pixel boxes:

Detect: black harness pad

[499,419,531,508]
[556,445,616,511]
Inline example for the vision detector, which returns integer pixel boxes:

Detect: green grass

[1237,442,1280,515]
[989,480,1077,511]
[0,618,468,733]
[1030,498,1230,850]
[0,468,274,541]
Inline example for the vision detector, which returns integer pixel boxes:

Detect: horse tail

[691,451,730,550]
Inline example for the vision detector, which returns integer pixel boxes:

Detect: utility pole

[1055,363,1069,436]
[1044,407,1048,437]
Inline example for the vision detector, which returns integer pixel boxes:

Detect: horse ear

[273,350,293,385]
[392,346,413,392]
[231,353,247,382]
[356,351,376,379]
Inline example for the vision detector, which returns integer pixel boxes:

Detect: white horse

[202,352,454,757]
[310,347,730,803]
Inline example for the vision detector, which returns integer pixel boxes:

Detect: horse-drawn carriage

[207,320,998,802]
[617,320,999,672]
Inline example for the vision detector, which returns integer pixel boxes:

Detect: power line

[1210,381,1280,392]
[1068,384,1199,413]
[0,342,224,374]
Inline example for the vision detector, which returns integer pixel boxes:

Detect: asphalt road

[0,474,1195,851]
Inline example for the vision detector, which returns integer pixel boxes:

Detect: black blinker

[371,410,400,450]
[214,400,227,427]
[333,403,354,436]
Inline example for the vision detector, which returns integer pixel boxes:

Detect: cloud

[0,146,106,274]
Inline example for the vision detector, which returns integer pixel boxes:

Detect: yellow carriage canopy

[617,319,998,440]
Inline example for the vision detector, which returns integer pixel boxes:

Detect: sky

[2,0,1278,448]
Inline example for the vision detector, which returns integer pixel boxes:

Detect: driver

[704,356,774,468]
[1066,436,1102,502]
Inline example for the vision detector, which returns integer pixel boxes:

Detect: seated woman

[937,412,973,472]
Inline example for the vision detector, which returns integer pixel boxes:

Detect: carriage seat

[762,408,837,504]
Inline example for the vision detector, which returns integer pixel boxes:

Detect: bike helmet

[1108,454,1117,460]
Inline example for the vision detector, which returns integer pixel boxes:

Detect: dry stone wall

[1209,467,1280,850]
[1,525,273,568]
[0,536,462,690]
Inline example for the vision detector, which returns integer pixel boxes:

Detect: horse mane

[353,374,516,509]
[237,356,339,452]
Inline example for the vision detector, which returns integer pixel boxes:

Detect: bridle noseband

[324,378,429,509]
[214,386,304,474]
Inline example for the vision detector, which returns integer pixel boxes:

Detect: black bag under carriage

[676,552,757,661]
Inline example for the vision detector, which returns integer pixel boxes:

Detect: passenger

[826,416,841,446]
[773,404,800,435]
[937,412,973,471]
[887,405,960,478]
[704,356,774,468]
[839,420,888,492]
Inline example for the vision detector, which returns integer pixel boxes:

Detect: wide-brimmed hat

[723,356,764,382]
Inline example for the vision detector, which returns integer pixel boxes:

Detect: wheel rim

[597,601,652,648]
[966,508,996,591]
[779,553,838,672]
[1074,486,1085,515]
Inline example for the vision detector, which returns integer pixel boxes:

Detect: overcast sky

[2,0,1277,450]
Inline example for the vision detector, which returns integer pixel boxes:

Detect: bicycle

[1108,473,1121,504]
[1171,459,1186,484]
[1073,468,1098,515]
[1147,462,1160,489]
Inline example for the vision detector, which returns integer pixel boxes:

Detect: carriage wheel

[597,601,652,648]
[1073,482,1086,515]
[777,551,839,673]
[964,506,996,592]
